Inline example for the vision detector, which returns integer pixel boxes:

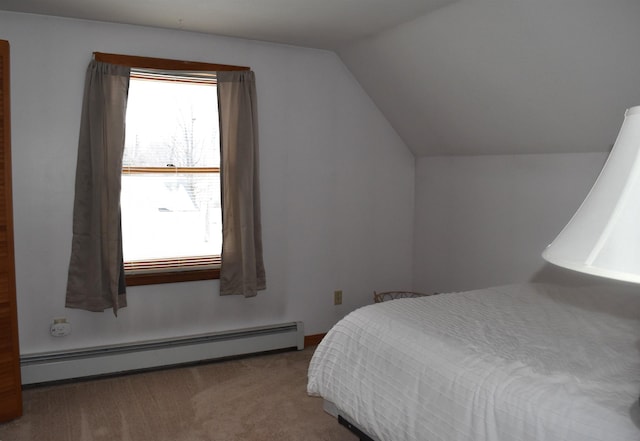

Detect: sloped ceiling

[339,0,640,156]
[0,0,453,50]
[2,0,640,156]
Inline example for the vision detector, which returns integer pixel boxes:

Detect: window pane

[121,75,222,268]
[121,173,221,261]
[123,78,219,168]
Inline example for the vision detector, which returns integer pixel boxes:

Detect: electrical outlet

[50,318,71,337]
[334,290,343,305]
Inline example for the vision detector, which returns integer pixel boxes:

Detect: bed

[307,283,640,441]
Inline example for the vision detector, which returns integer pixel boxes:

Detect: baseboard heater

[20,321,304,385]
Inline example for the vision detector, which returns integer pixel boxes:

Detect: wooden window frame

[96,52,249,286]
[94,52,250,72]
[122,167,221,286]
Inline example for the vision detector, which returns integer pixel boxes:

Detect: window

[121,70,222,285]
[89,52,252,288]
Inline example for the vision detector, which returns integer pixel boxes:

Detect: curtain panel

[66,59,265,308]
[217,71,266,296]
[66,61,130,315]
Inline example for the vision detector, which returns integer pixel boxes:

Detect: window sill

[125,267,220,286]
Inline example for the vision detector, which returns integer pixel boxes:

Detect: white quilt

[307,284,640,441]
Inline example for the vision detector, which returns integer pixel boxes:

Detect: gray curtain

[66,60,130,315]
[217,70,266,296]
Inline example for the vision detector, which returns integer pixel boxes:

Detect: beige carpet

[0,347,357,441]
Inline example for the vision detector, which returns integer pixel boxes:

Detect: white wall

[0,12,415,355]
[413,152,609,293]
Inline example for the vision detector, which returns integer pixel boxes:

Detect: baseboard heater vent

[21,321,304,385]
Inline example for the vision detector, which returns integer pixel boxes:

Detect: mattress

[307,283,640,441]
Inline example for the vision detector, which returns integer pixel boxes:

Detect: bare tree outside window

[121,76,221,263]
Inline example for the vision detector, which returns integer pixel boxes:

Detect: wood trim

[125,267,220,286]
[94,52,250,72]
[125,255,221,286]
[304,333,326,348]
[0,39,22,421]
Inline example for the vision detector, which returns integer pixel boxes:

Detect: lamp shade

[542,106,640,283]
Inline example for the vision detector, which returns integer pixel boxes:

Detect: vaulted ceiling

[3,0,640,156]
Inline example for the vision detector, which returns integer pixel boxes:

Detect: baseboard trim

[304,333,326,347]
[21,322,304,385]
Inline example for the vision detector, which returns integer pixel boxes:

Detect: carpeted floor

[0,346,357,441]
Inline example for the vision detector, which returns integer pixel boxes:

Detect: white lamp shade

[543,106,640,284]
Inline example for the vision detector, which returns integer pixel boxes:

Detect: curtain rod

[93,52,251,72]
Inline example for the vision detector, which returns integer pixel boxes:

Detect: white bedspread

[307,283,640,441]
